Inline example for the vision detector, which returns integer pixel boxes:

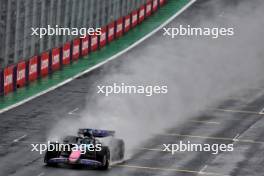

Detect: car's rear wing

[78,129,115,138]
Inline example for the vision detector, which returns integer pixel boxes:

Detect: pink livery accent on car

[69,150,82,163]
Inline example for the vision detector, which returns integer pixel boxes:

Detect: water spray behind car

[48,0,264,160]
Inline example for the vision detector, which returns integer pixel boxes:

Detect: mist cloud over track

[49,0,264,158]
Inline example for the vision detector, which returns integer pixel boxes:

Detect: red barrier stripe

[81,36,89,56]
[124,15,131,33]
[132,10,138,28]
[108,22,115,43]
[40,52,49,77]
[51,48,60,71]
[146,1,152,17]
[159,0,166,6]
[4,66,14,94]
[139,5,145,23]
[16,61,26,88]
[63,42,71,65]
[91,34,98,52]
[116,18,123,38]
[153,0,158,11]
[28,56,38,82]
[100,27,107,47]
[72,38,80,60]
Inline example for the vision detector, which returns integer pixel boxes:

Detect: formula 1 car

[44,129,125,170]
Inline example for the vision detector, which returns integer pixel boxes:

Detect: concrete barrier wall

[0,0,167,95]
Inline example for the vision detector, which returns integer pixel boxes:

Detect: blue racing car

[44,128,125,170]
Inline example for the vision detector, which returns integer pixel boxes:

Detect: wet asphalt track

[1,0,264,176]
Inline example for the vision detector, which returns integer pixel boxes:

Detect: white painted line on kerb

[13,134,27,143]
[0,0,196,115]
[68,107,79,115]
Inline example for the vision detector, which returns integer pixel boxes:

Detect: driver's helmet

[81,137,93,144]
[85,130,93,138]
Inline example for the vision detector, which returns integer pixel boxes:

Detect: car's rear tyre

[111,139,125,161]
[117,139,125,160]
[97,146,110,170]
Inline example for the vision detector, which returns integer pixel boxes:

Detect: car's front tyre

[44,151,58,167]
[44,142,60,167]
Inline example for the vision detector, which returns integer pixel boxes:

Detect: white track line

[138,147,174,153]
[37,172,45,176]
[0,0,196,115]
[259,107,264,115]
[199,165,208,174]
[190,120,220,125]
[111,160,125,166]
[232,133,240,142]
[68,107,79,115]
[13,134,27,143]
[214,108,261,115]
